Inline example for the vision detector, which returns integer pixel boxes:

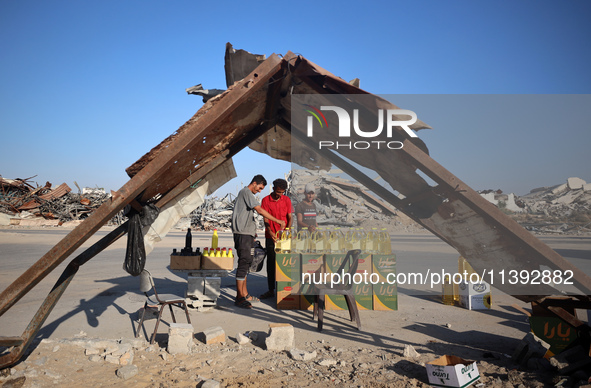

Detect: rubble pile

[188,193,239,231]
[286,169,414,231]
[512,177,591,235]
[0,175,124,226]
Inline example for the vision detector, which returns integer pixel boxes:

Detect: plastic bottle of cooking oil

[344,228,354,251]
[328,228,345,254]
[294,227,310,253]
[378,228,392,254]
[366,228,378,254]
[442,274,454,305]
[227,248,234,258]
[356,228,367,252]
[279,228,292,253]
[310,227,326,254]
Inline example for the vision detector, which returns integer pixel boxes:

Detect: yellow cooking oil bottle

[310,227,327,254]
[442,274,454,305]
[211,229,219,250]
[378,228,392,254]
[366,228,379,254]
[294,227,310,253]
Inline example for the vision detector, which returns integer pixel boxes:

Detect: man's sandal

[235,297,253,309]
[246,294,260,303]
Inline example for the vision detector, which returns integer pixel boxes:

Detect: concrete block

[567,177,586,190]
[204,278,221,298]
[187,276,205,298]
[105,354,120,364]
[203,326,225,345]
[265,323,295,351]
[167,323,194,355]
[116,365,138,380]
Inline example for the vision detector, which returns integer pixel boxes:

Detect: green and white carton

[425,355,480,388]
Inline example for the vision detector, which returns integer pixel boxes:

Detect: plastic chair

[135,269,191,344]
[311,249,362,332]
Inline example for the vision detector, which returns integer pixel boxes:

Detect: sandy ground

[0,227,590,387]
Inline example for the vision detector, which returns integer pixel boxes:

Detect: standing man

[232,175,286,309]
[259,179,293,300]
[295,183,318,232]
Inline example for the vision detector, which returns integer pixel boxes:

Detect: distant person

[232,175,286,309]
[259,179,293,300]
[295,183,318,232]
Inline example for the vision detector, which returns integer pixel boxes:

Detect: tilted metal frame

[1,50,590,368]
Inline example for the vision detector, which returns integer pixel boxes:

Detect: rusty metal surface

[0,54,285,318]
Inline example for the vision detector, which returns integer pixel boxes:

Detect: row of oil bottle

[274,227,392,254]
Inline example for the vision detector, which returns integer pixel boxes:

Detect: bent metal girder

[1,48,590,369]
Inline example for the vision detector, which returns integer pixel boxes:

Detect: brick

[203,326,225,345]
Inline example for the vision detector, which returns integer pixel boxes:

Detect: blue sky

[1,1,590,197]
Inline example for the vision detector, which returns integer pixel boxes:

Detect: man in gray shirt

[232,175,286,309]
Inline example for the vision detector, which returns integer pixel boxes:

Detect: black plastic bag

[124,203,160,276]
[250,240,267,273]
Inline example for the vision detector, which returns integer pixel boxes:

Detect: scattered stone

[318,358,337,367]
[249,332,259,342]
[105,354,120,365]
[446,323,452,329]
[289,349,317,361]
[88,355,102,362]
[203,326,226,345]
[168,323,195,354]
[85,348,100,356]
[236,332,250,345]
[201,379,221,388]
[265,323,295,351]
[52,346,60,353]
[116,365,138,380]
[403,344,420,359]
[119,351,134,366]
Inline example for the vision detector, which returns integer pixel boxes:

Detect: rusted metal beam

[0,222,128,369]
[0,54,285,317]
[399,137,591,296]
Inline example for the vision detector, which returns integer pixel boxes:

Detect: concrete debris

[265,323,295,351]
[482,177,591,235]
[200,379,221,388]
[167,323,194,355]
[288,349,317,361]
[203,326,226,345]
[236,332,250,345]
[0,175,124,226]
[403,344,420,359]
[115,365,138,380]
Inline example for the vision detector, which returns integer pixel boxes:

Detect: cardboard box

[529,316,578,355]
[276,282,300,310]
[353,283,373,310]
[170,254,201,270]
[325,253,348,274]
[276,253,301,282]
[373,283,398,311]
[355,253,372,278]
[301,254,324,276]
[201,255,233,270]
[425,355,480,388]
[372,254,396,283]
[458,280,491,310]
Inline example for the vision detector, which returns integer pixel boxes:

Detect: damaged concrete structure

[1,44,590,368]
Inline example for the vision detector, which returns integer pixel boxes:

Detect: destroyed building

[1,44,590,369]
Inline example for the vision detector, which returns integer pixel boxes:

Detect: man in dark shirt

[295,183,318,232]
